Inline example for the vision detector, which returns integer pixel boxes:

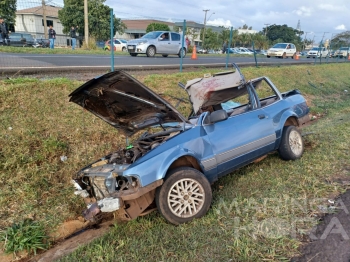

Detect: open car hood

[185,69,245,114]
[69,70,188,136]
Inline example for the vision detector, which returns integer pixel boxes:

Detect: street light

[202,10,214,49]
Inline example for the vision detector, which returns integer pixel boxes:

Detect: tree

[261,24,302,45]
[331,31,350,49]
[146,23,170,33]
[237,33,251,47]
[251,33,269,49]
[58,0,126,41]
[0,0,16,31]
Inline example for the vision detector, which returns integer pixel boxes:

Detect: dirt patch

[49,217,89,241]
[292,186,350,261]
[33,219,117,262]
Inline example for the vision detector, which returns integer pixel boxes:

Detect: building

[116,19,175,39]
[15,5,67,46]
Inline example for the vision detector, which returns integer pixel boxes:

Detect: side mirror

[209,109,228,124]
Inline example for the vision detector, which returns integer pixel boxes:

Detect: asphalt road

[0,52,345,73]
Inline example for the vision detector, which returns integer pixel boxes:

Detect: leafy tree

[330,31,350,49]
[237,33,251,47]
[58,0,126,41]
[0,0,16,31]
[218,27,238,47]
[261,24,302,45]
[146,23,170,33]
[251,34,269,49]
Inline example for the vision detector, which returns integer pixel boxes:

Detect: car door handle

[258,114,265,119]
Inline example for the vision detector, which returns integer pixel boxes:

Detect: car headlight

[137,41,148,45]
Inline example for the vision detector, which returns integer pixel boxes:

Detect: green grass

[0,64,350,260]
[0,219,49,255]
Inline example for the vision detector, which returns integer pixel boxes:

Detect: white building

[15,5,68,46]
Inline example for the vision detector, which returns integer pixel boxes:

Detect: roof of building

[16,5,61,17]
[122,19,174,30]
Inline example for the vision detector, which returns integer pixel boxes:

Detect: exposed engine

[107,127,182,165]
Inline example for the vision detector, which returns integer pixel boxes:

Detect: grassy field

[0,64,350,261]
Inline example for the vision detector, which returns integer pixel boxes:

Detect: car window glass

[220,86,252,117]
[171,33,180,41]
[253,79,279,107]
[115,40,121,44]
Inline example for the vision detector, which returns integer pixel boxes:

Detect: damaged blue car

[69,64,310,225]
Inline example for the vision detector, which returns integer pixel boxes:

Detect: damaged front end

[72,155,163,222]
[71,128,188,222]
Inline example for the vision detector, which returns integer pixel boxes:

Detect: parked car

[267,43,297,58]
[96,41,105,49]
[33,38,50,48]
[70,63,310,225]
[334,47,350,58]
[104,39,127,52]
[197,47,208,54]
[237,47,254,55]
[8,33,26,47]
[126,31,187,57]
[328,50,335,58]
[226,47,238,54]
[307,47,328,58]
[1,32,34,47]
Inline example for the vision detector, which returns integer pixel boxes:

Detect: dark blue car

[70,64,310,225]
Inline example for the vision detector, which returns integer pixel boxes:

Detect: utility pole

[303,32,310,51]
[42,0,47,38]
[84,0,89,45]
[202,9,209,48]
[264,23,270,36]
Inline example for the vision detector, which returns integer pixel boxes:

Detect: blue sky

[24,0,349,43]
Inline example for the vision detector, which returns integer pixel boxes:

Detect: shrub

[0,219,49,255]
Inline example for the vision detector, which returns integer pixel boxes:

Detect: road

[0,52,344,72]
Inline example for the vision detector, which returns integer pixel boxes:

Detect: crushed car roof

[184,69,245,114]
[69,70,188,137]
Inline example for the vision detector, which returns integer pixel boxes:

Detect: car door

[203,85,276,176]
[170,32,181,54]
[157,32,171,53]
[288,44,295,56]
[113,39,122,51]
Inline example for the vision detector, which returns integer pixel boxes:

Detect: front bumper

[127,44,148,54]
[267,51,283,56]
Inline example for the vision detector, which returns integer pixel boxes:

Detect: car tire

[146,46,156,57]
[178,48,186,58]
[282,52,287,59]
[162,54,168,57]
[130,53,138,57]
[278,126,304,160]
[155,167,212,225]
[122,47,126,52]
[267,55,270,58]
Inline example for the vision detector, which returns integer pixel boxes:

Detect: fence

[0,0,349,73]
